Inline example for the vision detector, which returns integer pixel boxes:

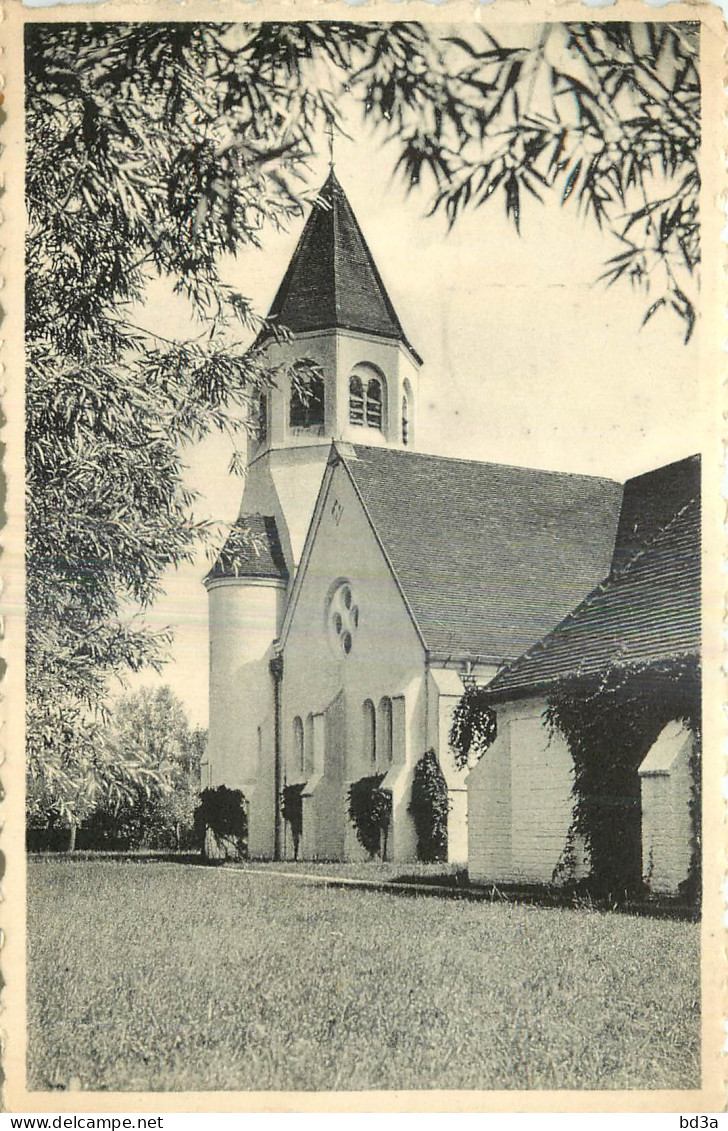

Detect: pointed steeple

[266,171,420,363]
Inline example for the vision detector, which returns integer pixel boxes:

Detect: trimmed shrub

[409,750,450,862]
[281,782,305,860]
[347,774,392,859]
[193,786,248,862]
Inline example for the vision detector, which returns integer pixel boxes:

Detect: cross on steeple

[326,115,335,169]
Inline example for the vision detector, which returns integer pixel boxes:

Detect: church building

[203,171,641,863]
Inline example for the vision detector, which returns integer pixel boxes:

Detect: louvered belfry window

[366,379,382,428]
[402,394,409,446]
[349,373,383,430]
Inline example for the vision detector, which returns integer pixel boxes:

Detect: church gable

[281,452,425,679]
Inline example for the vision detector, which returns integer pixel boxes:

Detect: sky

[126,112,701,727]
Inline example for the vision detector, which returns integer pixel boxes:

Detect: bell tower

[236,169,422,575]
[204,172,421,853]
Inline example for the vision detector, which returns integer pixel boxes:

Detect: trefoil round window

[326,581,360,657]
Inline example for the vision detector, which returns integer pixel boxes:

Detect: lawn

[27,856,700,1093]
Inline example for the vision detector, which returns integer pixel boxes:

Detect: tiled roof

[205,515,289,583]
[344,445,623,660]
[484,494,700,698]
[611,454,700,573]
[264,171,419,360]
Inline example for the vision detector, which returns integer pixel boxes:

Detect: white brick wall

[640,722,695,895]
[509,714,576,883]
[467,719,512,883]
[468,698,579,885]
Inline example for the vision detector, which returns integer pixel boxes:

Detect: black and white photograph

[3,1,724,1112]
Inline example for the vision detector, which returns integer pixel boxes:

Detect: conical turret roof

[265,171,420,362]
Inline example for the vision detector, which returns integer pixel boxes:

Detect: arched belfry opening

[289,372,325,433]
[402,378,414,448]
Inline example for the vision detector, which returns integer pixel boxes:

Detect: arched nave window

[378,697,393,765]
[305,714,315,776]
[290,374,325,429]
[292,716,304,775]
[363,700,376,765]
[349,374,383,431]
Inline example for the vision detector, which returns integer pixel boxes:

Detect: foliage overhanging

[449,685,498,770]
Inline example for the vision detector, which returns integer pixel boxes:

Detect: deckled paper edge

[0,0,724,1113]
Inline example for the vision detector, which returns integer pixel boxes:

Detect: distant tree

[80,686,205,849]
[26,21,699,821]
[28,686,205,850]
[26,705,163,851]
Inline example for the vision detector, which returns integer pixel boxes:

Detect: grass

[27,856,700,1093]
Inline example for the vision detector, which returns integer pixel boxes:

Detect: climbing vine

[281,782,305,861]
[449,684,497,770]
[347,774,392,859]
[408,749,450,863]
[545,656,700,900]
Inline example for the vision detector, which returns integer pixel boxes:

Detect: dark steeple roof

[204,515,289,584]
[265,171,420,362]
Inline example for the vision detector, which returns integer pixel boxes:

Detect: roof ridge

[350,443,621,486]
[329,176,340,326]
[609,495,699,582]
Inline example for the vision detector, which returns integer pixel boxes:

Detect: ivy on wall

[281,782,305,861]
[347,774,392,859]
[545,656,701,900]
[409,750,450,863]
[449,685,497,770]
